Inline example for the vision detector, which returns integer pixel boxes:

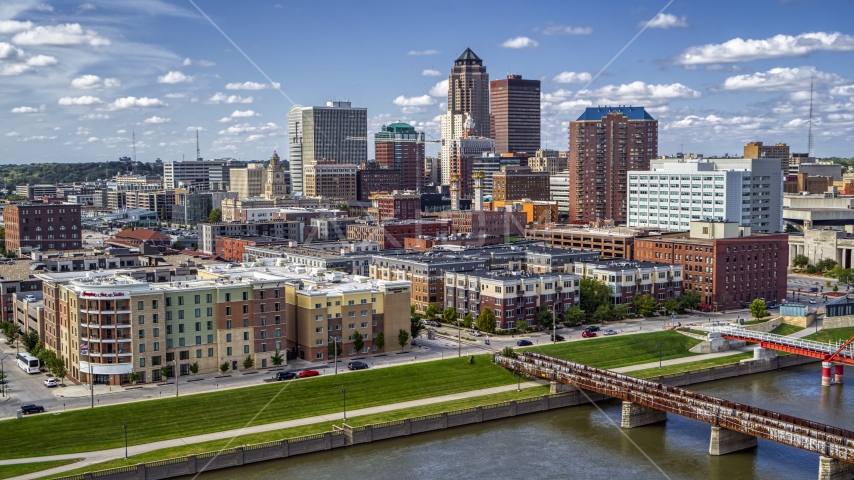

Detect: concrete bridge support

[823,362,834,387]
[818,456,854,480]
[753,347,777,360]
[835,365,844,384]
[708,426,757,455]
[620,401,666,429]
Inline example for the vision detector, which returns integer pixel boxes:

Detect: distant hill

[0,161,163,190]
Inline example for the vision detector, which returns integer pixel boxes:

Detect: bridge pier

[753,347,777,360]
[818,456,854,480]
[823,362,834,387]
[708,426,757,455]
[835,365,844,385]
[620,401,666,429]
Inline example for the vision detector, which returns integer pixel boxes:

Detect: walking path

[2,381,548,480]
[612,345,758,373]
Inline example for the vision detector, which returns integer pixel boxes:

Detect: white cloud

[429,79,449,97]
[157,71,192,84]
[673,31,854,65]
[78,3,96,11]
[552,71,593,84]
[208,92,253,104]
[665,114,775,131]
[580,81,702,105]
[20,135,57,142]
[0,64,32,75]
[422,69,441,76]
[183,58,215,67]
[0,42,24,61]
[225,81,279,90]
[11,105,42,113]
[143,116,170,124]
[541,89,575,103]
[182,57,191,66]
[642,13,689,29]
[501,36,539,49]
[26,54,57,66]
[217,122,282,136]
[393,95,436,107]
[12,23,111,47]
[70,74,120,89]
[58,95,103,105]
[87,136,99,142]
[0,42,58,75]
[217,117,232,123]
[108,96,166,109]
[542,25,593,35]
[831,85,854,97]
[53,127,61,130]
[80,113,110,120]
[35,4,54,12]
[5,132,20,136]
[246,134,265,142]
[407,50,439,55]
[0,20,34,34]
[721,66,848,92]
[164,93,186,99]
[73,127,90,135]
[186,126,205,132]
[117,129,126,134]
[230,110,259,118]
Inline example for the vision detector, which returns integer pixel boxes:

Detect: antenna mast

[196,129,201,160]
[808,75,814,157]
[132,129,137,163]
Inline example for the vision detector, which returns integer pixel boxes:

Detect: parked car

[550,334,565,342]
[298,370,320,378]
[516,339,533,346]
[582,331,597,338]
[585,326,600,332]
[808,287,819,292]
[348,361,369,370]
[767,303,781,309]
[43,378,57,388]
[21,404,44,414]
[275,372,297,381]
[809,298,817,304]
[471,330,483,337]
[604,329,618,336]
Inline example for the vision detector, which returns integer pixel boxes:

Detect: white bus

[17,353,40,374]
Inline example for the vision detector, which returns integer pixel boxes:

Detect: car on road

[348,361,369,370]
[298,370,320,378]
[585,326,600,332]
[424,321,441,327]
[604,329,618,336]
[21,404,44,414]
[43,378,58,388]
[581,331,597,338]
[767,303,781,309]
[809,298,817,304]
[275,372,297,381]
[550,334,565,342]
[471,330,483,337]
[516,339,533,346]
[809,287,819,292]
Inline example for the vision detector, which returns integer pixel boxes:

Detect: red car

[581,331,597,338]
[298,370,320,378]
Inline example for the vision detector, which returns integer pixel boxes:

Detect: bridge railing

[717,326,854,359]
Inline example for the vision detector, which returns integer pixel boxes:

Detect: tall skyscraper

[490,74,540,154]
[288,101,367,194]
[374,122,424,193]
[568,106,658,224]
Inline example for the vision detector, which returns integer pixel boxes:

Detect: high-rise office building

[568,106,658,224]
[744,141,791,171]
[229,163,266,200]
[288,101,368,194]
[490,75,540,154]
[374,122,424,193]
[440,49,489,184]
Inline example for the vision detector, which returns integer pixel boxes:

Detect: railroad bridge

[495,352,854,480]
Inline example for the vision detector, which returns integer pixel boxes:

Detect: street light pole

[173,360,178,397]
[457,316,461,358]
[122,424,128,459]
[552,305,556,344]
[657,343,662,369]
[329,336,338,375]
[341,388,347,421]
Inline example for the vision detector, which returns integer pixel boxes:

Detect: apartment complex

[491,166,550,202]
[4,204,83,252]
[370,191,421,221]
[634,221,788,311]
[568,259,683,312]
[375,122,424,193]
[448,210,527,237]
[198,220,302,254]
[245,242,378,276]
[288,101,368,195]
[489,75,540,154]
[347,220,450,249]
[568,106,658,223]
[303,160,358,200]
[528,149,568,175]
[526,225,656,259]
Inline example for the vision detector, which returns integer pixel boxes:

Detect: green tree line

[0,161,163,191]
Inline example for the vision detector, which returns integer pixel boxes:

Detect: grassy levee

[804,327,854,343]
[41,387,549,479]
[523,330,703,369]
[627,353,755,379]
[0,460,80,480]
[0,355,514,461]
[770,324,804,336]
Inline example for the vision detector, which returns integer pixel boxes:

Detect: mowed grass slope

[0,460,80,480]
[524,331,702,369]
[804,327,854,344]
[0,355,514,460]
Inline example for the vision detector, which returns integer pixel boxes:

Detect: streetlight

[173,360,178,397]
[329,336,338,375]
[657,343,662,369]
[341,388,347,421]
[552,305,556,345]
[122,424,128,459]
[515,363,521,392]
[457,314,461,358]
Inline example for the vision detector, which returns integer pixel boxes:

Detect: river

[192,363,848,480]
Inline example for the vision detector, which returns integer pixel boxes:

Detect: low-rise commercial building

[198,220,303,254]
[526,225,655,259]
[448,210,526,237]
[243,242,378,276]
[216,236,296,263]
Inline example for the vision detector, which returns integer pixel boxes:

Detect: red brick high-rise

[4,204,82,252]
[374,122,424,193]
[490,75,540,155]
[568,107,657,224]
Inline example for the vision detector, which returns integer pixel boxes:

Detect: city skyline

[1,0,853,164]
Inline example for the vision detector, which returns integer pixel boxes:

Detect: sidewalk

[611,345,758,373]
[2,380,548,480]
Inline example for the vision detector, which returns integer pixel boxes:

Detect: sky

[1,0,853,166]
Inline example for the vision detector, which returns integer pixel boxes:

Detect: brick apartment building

[4,203,83,252]
[370,191,421,220]
[216,236,296,262]
[347,220,449,249]
[449,210,527,237]
[569,259,683,313]
[491,166,550,202]
[356,162,401,201]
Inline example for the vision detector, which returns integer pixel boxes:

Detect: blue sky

[1,0,853,165]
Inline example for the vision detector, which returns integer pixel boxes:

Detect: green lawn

[804,327,854,343]
[742,318,770,325]
[0,460,80,480]
[627,353,755,379]
[41,386,549,479]
[523,331,702,369]
[0,355,516,461]
[770,324,805,336]
[687,329,709,337]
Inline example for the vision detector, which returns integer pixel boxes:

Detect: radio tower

[196,129,201,160]
[132,129,137,162]
[808,75,814,157]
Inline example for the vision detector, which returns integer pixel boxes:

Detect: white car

[809,298,817,304]
[43,378,58,388]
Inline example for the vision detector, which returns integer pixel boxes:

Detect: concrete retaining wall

[741,317,783,333]
[822,314,854,329]
[642,354,820,387]
[781,313,816,328]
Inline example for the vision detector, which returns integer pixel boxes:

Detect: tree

[749,298,768,320]
[128,370,139,385]
[411,316,424,340]
[219,362,229,374]
[462,313,474,329]
[784,223,799,233]
[207,208,222,223]
[243,355,255,369]
[160,365,172,379]
[375,332,385,351]
[475,308,497,334]
[397,329,410,350]
[121,225,133,231]
[0,321,18,344]
[21,330,39,353]
[352,331,364,354]
[834,284,839,292]
[31,340,45,358]
[816,258,838,273]
[425,303,439,322]
[442,307,458,325]
[328,340,342,357]
[270,349,284,366]
[173,240,185,250]
[51,357,67,383]
[501,346,517,359]
[662,298,678,315]
[563,306,585,326]
[192,242,198,250]
[792,254,810,269]
[593,304,615,324]
[535,304,553,330]
[678,290,702,311]
[613,304,630,321]
[39,349,57,374]
[580,277,611,315]
[516,320,528,331]
[632,294,658,317]
[189,362,199,375]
